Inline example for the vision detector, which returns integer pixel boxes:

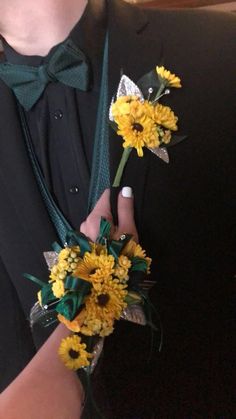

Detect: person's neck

[0,0,88,56]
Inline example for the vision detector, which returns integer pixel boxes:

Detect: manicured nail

[121,186,133,198]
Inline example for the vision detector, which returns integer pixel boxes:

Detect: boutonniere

[110,66,186,187]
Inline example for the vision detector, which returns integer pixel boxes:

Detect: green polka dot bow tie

[0,39,90,111]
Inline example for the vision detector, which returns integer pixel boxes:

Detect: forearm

[0,324,84,419]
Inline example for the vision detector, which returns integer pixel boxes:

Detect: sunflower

[74,252,115,284]
[58,334,92,370]
[81,278,128,337]
[154,103,178,131]
[122,240,146,259]
[115,112,158,157]
[156,66,181,88]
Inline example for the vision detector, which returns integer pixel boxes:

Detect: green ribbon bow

[0,39,90,110]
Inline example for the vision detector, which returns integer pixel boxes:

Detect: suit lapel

[108,0,162,228]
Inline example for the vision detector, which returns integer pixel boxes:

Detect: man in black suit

[0,0,235,418]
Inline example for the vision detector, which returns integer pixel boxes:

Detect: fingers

[115,186,138,243]
[80,187,138,243]
[80,189,113,241]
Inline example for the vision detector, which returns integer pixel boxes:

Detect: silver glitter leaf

[109,75,144,122]
[87,338,104,374]
[149,146,169,163]
[117,75,144,100]
[43,251,58,270]
[109,97,115,121]
[121,304,147,326]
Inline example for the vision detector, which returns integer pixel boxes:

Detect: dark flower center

[97,293,110,307]
[69,349,80,359]
[132,123,143,132]
[90,268,97,275]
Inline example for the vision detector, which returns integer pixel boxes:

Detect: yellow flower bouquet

[110,66,186,186]
[26,218,153,374]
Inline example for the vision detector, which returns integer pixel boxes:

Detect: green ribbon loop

[97,217,111,244]
[52,241,63,253]
[131,256,148,273]
[41,283,56,307]
[56,279,92,320]
[108,235,131,260]
[66,230,91,255]
[23,273,45,288]
[65,276,91,292]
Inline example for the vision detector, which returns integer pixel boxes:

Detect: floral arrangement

[110,66,185,186]
[25,65,184,416]
[27,219,152,373]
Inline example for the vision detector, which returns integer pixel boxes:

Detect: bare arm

[0,187,136,419]
[0,324,84,419]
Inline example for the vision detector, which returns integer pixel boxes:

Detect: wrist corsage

[25,218,156,415]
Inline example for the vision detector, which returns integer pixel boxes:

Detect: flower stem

[112,147,132,187]
[152,83,165,103]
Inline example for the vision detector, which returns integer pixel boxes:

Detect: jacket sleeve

[0,256,36,391]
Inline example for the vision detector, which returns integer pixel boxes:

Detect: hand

[80,187,138,243]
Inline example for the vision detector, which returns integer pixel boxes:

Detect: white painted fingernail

[122,186,133,198]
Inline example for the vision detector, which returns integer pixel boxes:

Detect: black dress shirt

[2,1,107,230]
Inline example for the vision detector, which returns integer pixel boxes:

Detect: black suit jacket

[0,1,235,417]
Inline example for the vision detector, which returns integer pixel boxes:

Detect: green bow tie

[0,39,90,110]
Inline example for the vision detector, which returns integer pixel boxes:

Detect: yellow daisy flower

[82,278,127,336]
[162,129,172,144]
[115,113,159,157]
[52,279,65,299]
[156,66,182,88]
[74,252,115,284]
[154,103,178,131]
[122,240,146,259]
[58,334,92,370]
[111,95,140,118]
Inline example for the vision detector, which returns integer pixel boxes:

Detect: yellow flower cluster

[156,66,181,88]
[57,243,129,338]
[48,246,81,299]
[123,239,152,273]
[111,67,181,157]
[44,238,151,370]
[112,96,178,157]
[58,334,92,370]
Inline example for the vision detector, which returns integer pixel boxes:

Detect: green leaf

[137,69,161,100]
